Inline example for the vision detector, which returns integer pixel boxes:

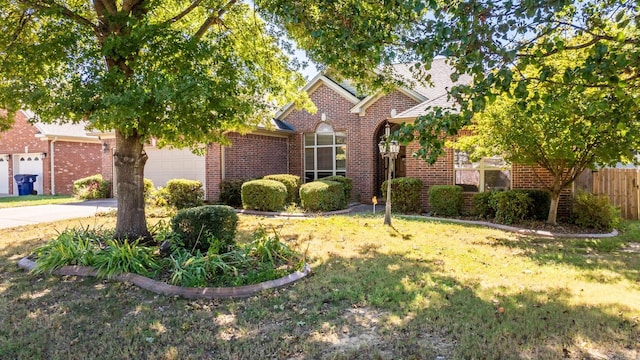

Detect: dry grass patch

[0,213,638,359]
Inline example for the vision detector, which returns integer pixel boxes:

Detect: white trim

[350,88,427,116]
[50,137,58,195]
[276,74,360,120]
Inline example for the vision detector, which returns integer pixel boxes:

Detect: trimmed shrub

[73,174,110,200]
[381,177,423,214]
[144,178,155,203]
[219,179,246,208]
[241,179,288,212]
[571,191,620,231]
[514,189,551,220]
[299,180,345,212]
[428,185,464,216]
[163,179,205,209]
[263,174,301,204]
[472,191,496,219]
[323,175,353,207]
[492,190,531,225]
[171,205,238,253]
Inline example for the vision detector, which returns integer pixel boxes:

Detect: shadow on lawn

[0,232,637,359]
[488,236,640,285]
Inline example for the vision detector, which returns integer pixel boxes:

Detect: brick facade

[223,133,289,180]
[0,111,101,195]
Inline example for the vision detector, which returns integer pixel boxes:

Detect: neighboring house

[0,110,102,195]
[96,58,573,214]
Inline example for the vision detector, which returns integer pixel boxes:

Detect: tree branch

[194,0,237,39]
[96,0,117,14]
[166,0,203,24]
[22,0,97,30]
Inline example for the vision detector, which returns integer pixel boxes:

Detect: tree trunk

[114,129,151,241]
[547,190,561,225]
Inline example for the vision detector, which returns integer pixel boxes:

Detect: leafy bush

[381,177,423,214]
[93,239,161,278]
[168,248,210,287]
[241,179,288,212]
[323,175,353,207]
[163,179,205,209]
[472,191,496,219]
[143,178,155,203]
[73,174,110,200]
[299,180,345,212]
[492,191,531,225]
[428,185,464,216]
[33,227,108,273]
[171,205,238,253]
[263,174,301,204]
[571,191,620,231]
[514,189,551,220]
[219,179,246,208]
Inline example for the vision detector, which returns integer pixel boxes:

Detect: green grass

[0,195,80,208]
[0,214,638,359]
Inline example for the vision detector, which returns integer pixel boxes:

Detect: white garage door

[0,156,9,194]
[13,153,44,195]
[143,147,207,193]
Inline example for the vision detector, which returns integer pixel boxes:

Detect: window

[304,123,346,182]
[454,150,511,192]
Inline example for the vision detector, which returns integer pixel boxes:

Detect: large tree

[0,1,312,240]
[451,33,640,224]
[258,0,639,162]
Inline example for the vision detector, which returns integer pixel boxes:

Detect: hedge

[241,179,288,212]
[263,174,301,204]
[299,180,345,212]
[219,179,246,208]
[171,205,238,253]
[322,175,353,208]
[571,191,620,231]
[492,191,531,225]
[428,185,464,216]
[73,174,110,200]
[381,177,423,214]
[162,179,205,209]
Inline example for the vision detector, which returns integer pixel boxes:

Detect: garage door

[143,147,207,193]
[0,156,9,194]
[13,153,44,195]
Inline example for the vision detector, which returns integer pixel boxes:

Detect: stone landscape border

[17,257,311,300]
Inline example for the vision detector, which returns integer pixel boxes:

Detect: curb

[400,215,619,239]
[18,257,311,300]
[235,206,354,218]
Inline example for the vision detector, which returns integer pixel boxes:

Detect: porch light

[40,152,47,159]
[102,142,109,153]
[378,123,400,226]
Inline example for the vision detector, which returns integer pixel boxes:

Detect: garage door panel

[144,148,206,191]
[0,157,8,194]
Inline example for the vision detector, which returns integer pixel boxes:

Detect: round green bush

[322,175,353,207]
[171,205,238,253]
[73,174,110,200]
[571,191,620,231]
[381,177,423,214]
[299,180,345,212]
[472,191,496,219]
[241,179,288,212]
[263,174,301,204]
[163,179,204,209]
[428,185,464,216]
[492,190,531,225]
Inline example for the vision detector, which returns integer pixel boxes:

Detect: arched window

[304,123,346,182]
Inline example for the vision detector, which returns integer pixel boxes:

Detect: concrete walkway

[0,199,117,229]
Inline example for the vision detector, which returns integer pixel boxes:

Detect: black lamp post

[378,123,400,226]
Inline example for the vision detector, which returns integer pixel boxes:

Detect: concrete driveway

[0,199,117,229]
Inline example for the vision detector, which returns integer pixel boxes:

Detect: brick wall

[52,141,102,194]
[206,143,222,201]
[224,133,289,180]
[283,83,419,202]
[0,111,102,195]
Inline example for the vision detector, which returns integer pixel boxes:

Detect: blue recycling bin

[14,174,38,196]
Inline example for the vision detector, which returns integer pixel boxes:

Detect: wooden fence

[592,168,640,220]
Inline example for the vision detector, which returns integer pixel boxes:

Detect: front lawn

[0,195,80,208]
[0,213,638,359]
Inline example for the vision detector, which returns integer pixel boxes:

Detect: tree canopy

[0,0,312,239]
[451,32,640,224]
[259,0,639,163]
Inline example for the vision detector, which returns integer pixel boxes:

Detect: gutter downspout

[50,137,58,195]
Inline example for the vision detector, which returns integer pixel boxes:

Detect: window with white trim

[454,150,511,192]
[304,123,346,182]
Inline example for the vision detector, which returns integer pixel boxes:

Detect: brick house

[0,110,102,195]
[204,58,572,213]
[93,59,571,214]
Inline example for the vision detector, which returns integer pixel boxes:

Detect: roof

[21,110,99,142]
[277,57,472,120]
